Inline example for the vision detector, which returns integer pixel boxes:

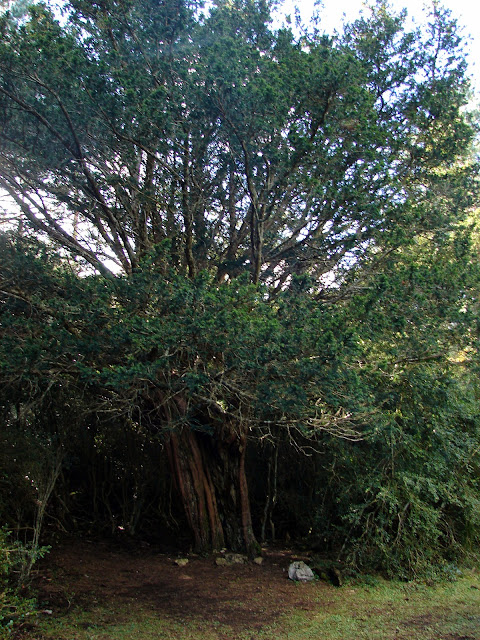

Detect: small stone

[224,552,247,564]
[174,558,189,567]
[215,557,228,566]
[253,557,263,565]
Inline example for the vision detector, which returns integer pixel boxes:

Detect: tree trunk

[165,422,259,557]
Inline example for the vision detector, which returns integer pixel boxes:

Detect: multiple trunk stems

[165,423,259,557]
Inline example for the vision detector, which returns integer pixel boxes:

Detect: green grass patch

[277,571,480,640]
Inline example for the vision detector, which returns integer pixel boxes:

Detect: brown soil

[26,539,480,640]
[33,539,326,631]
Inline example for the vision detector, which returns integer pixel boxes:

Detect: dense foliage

[0,0,479,579]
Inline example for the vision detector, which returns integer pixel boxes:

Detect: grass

[26,568,480,640]
[279,573,480,640]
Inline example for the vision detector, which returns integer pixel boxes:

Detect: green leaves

[0,0,476,283]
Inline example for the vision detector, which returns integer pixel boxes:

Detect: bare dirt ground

[33,539,324,631]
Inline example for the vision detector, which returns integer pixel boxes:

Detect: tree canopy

[0,0,475,282]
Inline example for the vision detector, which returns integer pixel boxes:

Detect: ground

[15,538,480,640]
[33,540,323,630]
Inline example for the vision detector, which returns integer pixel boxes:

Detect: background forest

[1,0,480,617]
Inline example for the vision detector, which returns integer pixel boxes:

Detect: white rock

[288,560,314,582]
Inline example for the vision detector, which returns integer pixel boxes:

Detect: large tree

[0,0,477,555]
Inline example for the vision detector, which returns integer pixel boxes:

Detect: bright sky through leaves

[278,0,480,92]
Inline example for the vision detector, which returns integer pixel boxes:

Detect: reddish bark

[166,423,259,557]
[238,434,257,555]
[166,428,224,552]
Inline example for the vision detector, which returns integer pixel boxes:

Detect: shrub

[0,529,42,638]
